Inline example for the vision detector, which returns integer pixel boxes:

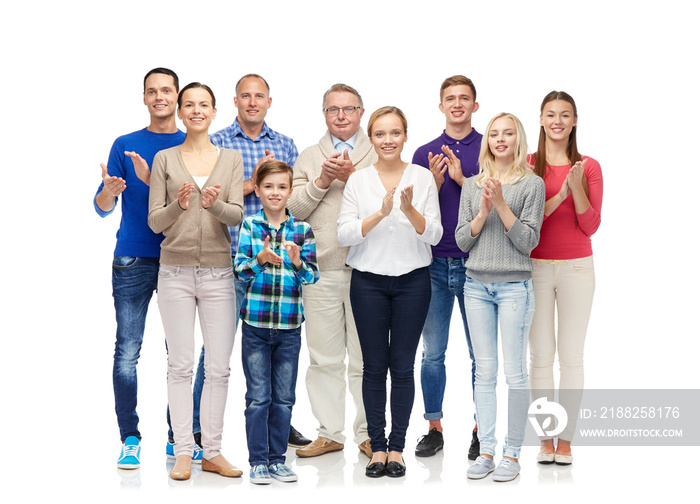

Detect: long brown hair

[533,91,581,179]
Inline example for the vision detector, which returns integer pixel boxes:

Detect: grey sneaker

[492,458,520,482]
[467,455,495,479]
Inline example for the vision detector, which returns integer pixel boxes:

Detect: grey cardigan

[455,173,545,283]
[148,146,244,268]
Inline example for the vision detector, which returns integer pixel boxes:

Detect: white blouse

[337,164,442,276]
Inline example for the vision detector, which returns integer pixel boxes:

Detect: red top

[529,155,603,260]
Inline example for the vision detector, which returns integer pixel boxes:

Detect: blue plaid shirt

[210,119,298,255]
[234,209,319,329]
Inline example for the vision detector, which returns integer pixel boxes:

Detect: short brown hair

[256,159,293,186]
[440,75,477,102]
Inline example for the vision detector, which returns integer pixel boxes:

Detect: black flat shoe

[386,460,406,478]
[365,461,386,478]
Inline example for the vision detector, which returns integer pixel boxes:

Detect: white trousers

[303,269,368,445]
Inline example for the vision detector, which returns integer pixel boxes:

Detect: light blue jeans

[464,276,534,460]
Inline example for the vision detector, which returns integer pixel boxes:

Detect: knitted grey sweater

[455,174,545,283]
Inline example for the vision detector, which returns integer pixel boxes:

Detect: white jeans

[528,256,595,442]
[302,269,367,445]
[157,265,236,459]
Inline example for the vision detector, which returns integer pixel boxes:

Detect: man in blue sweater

[94,68,187,469]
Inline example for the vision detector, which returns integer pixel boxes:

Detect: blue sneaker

[250,464,272,485]
[117,436,141,469]
[268,463,298,482]
[166,441,203,464]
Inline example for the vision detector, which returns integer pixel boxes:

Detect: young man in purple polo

[412,75,481,459]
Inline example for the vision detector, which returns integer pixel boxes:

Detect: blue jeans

[464,277,534,460]
[173,274,246,441]
[420,257,475,421]
[112,255,159,441]
[350,267,431,453]
[241,322,301,466]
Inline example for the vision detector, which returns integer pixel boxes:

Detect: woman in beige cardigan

[148,82,244,480]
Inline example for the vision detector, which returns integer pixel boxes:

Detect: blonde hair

[367,106,407,137]
[475,112,531,187]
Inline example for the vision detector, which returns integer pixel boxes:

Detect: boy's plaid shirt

[234,209,319,329]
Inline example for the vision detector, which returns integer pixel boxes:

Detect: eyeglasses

[323,106,361,116]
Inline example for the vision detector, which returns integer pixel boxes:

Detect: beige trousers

[529,256,595,442]
[303,269,368,445]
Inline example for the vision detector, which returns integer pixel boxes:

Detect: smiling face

[369,113,407,162]
[143,73,178,120]
[487,116,517,162]
[439,84,479,129]
[255,171,293,213]
[540,99,577,143]
[177,87,216,133]
[324,91,364,141]
[234,76,271,129]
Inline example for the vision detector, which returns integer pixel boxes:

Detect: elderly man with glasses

[287,83,377,459]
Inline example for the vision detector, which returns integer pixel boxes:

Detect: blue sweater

[94,128,185,257]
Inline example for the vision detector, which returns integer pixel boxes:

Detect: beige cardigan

[287,129,377,271]
[148,146,244,267]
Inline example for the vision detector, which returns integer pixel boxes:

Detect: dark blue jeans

[112,255,160,441]
[350,267,431,453]
[241,322,301,466]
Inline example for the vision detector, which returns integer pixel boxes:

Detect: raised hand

[484,177,505,208]
[441,145,466,186]
[379,187,395,217]
[100,163,126,197]
[399,184,415,214]
[283,240,301,268]
[428,152,447,191]
[125,151,151,186]
[257,235,282,266]
[567,158,588,194]
[178,182,195,210]
[201,184,221,209]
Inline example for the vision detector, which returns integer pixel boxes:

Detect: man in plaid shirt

[199,74,308,446]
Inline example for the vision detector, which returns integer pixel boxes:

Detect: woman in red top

[528,91,603,465]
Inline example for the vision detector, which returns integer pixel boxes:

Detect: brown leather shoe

[295,437,344,458]
[202,457,243,478]
[170,455,192,480]
[358,439,372,458]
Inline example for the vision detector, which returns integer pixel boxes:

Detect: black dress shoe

[415,428,444,457]
[365,461,386,478]
[288,425,312,447]
[468,429,480,461]
[386,460,406,478]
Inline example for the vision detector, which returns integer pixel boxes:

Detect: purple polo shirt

[412,128,482,257]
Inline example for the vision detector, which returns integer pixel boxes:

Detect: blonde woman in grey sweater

[455,112,545,482]
[148,83,244,481]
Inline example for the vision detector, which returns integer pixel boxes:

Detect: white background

[1,0,697,502]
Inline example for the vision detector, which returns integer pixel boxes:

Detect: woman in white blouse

[337,106,442,478]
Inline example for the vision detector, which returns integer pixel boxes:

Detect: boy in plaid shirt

[234,160,319,484]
